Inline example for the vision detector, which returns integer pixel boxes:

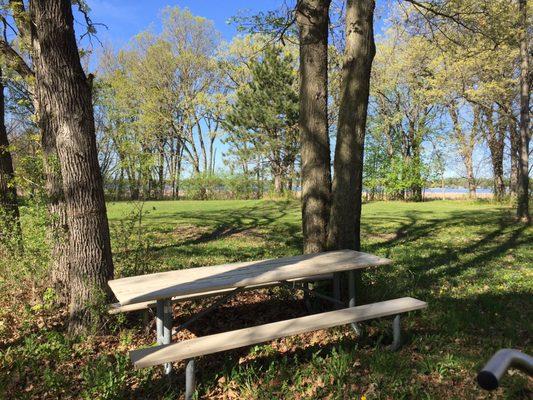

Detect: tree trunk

[484,109,505,202]
[328,0,375,251]
[448,102,477,198]
[114,168,124,201]
[409,121,423,202]
[158,143,165,199]
[0,67,22,249]
[273,170,283,194]
[466,163,476,198]
[509,117,519,198]
[296,0,332,254]
[517,0,530,222]
[30,0,114,333]
[40,105,71,303]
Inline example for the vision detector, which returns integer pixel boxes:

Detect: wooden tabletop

[108,250,392,306]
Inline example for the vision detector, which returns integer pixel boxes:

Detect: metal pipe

[185,359,196,400]
[348,270,355,308]
[156,300,164,345]
[348,270,361,335]
[163,299,173,375]
[477,349,533,391]
[389,314,401,351]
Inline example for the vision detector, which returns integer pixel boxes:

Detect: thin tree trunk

[328,0,375,251]
[517,0,530,222]
[448,102,477,198]
[296,0,332,254]
[484,109,505,202]
[509,117,519,198]
[0,67,22,249]
[409,120,423,202]
[158,142,165,199]
[197,122,208,174]
[26,24,72,304]
[31,0,114,333]
[466,163,476,198]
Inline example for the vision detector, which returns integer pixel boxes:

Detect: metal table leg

[348,270,361,335]
[156,299,173,375]
[389,314,401,351]
[185,359,196,400]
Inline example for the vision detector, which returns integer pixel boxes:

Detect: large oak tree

[30,0,114,332]
[296,0,332,254]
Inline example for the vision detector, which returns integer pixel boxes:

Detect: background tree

[368,29,437,201]
[0,67,22,249]
[403,0,530,217]
[224,44,299,194]
[517,0,530,222]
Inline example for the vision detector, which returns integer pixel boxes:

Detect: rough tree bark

[39,100,71,303]
[0,67,22,247]
[30,0,114,332]
[296,0,332,254]
[328,0,376,251]
[517,0,530,223]
[1,0,71,301]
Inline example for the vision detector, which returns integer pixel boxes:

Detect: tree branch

[0,40,34,79]
[8,0,30,39]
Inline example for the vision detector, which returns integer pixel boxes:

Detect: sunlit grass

[2,199,531,399]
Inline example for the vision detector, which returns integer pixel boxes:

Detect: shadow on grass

[112,202,531,398]
[114,200,302,268]
[361,208,529,295]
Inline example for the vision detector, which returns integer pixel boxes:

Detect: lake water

[424,187,493,194]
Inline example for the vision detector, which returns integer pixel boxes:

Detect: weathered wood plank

[130,297,426,368]
[108,274,334,314]
[109,250,391,306]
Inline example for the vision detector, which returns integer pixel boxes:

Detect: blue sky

[82,0,284,47]
[81,0,392,51]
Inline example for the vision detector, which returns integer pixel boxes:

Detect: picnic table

[108,249,427,399]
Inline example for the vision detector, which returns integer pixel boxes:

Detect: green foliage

[224,44,299,193]
[0,198,48,292]
[96,6,225,199]
[366,30,439,201]
[111,201,156,278]
[80,354,133,400]
[179,171,274,200]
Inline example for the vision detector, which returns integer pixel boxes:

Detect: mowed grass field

[2,199,532,399]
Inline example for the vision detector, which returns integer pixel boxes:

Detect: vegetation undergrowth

[1,199,531,399]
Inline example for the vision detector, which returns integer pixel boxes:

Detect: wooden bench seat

[108,273,333,314]
[130,297,427,369]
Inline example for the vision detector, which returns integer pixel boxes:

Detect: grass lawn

[1,199,532,399]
